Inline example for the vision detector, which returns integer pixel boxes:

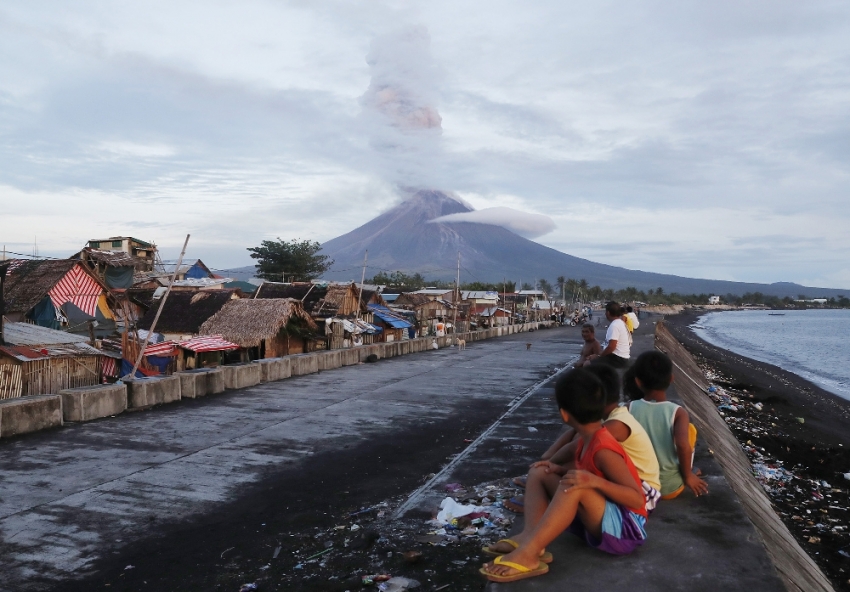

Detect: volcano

[317,190,842,297]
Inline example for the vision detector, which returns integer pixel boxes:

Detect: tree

[247,238,333,282]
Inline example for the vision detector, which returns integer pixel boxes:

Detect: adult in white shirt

[595,301,630,368]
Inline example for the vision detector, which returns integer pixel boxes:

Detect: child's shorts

[569,501,647,556]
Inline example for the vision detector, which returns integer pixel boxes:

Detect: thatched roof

[3,259,80,314]
[394,292,432,307]
[255,282,361,318]
[198,298,317,348]
[74,247,149,269]
[137,290,235,334]
[358,288,387,307]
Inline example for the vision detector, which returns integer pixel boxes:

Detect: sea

[690,309,850,401]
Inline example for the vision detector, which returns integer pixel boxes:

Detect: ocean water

[690,309,850,401]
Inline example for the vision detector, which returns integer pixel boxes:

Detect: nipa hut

[198,298,317,361]
[0,322,105,399]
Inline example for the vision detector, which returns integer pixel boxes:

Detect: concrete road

[0,326,579,591]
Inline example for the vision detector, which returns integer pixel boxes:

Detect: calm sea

[690,309,850,401]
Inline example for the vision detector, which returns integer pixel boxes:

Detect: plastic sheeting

[104,266,134,289]
[26,296,60,329]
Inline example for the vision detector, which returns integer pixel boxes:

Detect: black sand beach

[664,310,850,589]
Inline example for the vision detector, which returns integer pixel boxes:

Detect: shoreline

[662,310,850,589]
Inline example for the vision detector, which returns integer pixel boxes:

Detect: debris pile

[698,362,850,586]
[234,479,524,591]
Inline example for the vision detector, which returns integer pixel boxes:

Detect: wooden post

[356,250,368,320]
[124,234,190,379]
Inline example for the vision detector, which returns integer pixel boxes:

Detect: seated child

[574,323,602,368]
[481,369,648,583]
[625,351,708,499]
[505,365,661,513]
[538,365,660,507]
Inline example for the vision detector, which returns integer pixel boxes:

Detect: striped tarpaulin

[101,357,117,382]
[142,341,178,357]
[178,335,239,352]
[49,265,102,316]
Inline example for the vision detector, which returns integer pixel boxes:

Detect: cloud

[0,2,849,287]
[431,207,556,238]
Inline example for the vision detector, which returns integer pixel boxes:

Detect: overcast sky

[1,1,849,288]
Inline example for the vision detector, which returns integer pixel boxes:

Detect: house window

[112,240,122,248]
[89,241,100,248]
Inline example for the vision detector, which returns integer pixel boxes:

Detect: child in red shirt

[481,368,647,583]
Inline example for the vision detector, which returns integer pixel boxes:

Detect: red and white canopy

[178,335,240,353]
[142,341,178,357]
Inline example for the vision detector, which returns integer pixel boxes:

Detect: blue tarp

[27,296,60,329]
[368,305,413,329]
[120,359,147,378]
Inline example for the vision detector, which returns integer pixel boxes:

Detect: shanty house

[367,304,413,342]
[0,322,105,399]
[394,292,454,336]
[257,282,376,348]
[478,307,513,327]
[137,291,238,342]
[199,298,318,360]
[86,237,156,271]
[3,259,112,330]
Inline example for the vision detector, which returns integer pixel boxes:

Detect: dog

[526,343,532,350]
[456,338,466,350]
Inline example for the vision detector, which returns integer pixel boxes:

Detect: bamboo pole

[124,234,190,380]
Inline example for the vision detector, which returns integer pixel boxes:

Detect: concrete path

[397,319,786,592]
[0,327,577,591]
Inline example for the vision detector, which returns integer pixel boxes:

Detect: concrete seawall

[656,322,833,592]
[0,321,552,440]
[59,384,127,422]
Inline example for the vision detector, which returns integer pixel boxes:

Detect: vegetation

[247,238,333,282]
[365,269,850,309]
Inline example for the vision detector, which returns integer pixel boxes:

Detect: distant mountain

[319,190,847,298]
[215,266,258,282]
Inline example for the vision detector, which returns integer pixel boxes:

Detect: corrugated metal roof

[461,291,499,300]
[411,289,454,295]
[3,322,88,345]
[368,305,413,329]
[0,345,48,361]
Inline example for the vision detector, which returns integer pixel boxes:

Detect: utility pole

[452,251,460,339]
[356,250,368,321]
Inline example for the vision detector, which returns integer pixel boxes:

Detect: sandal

[480,555,549,582]
[502,496,525,514]
[512,475,527,489]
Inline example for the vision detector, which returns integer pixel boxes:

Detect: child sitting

[481,368,648,583]
[504,365,660,513]
[626,351,708,499]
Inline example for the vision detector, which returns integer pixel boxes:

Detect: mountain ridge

[237,190,848,298]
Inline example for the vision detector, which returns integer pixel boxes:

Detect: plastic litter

[124,565,135,570]
[378,577,421,591]
[527,426,538,432]
[238,584,258,592]
[435,497,485,524]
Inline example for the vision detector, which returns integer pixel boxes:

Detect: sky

[1,1,849,288]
